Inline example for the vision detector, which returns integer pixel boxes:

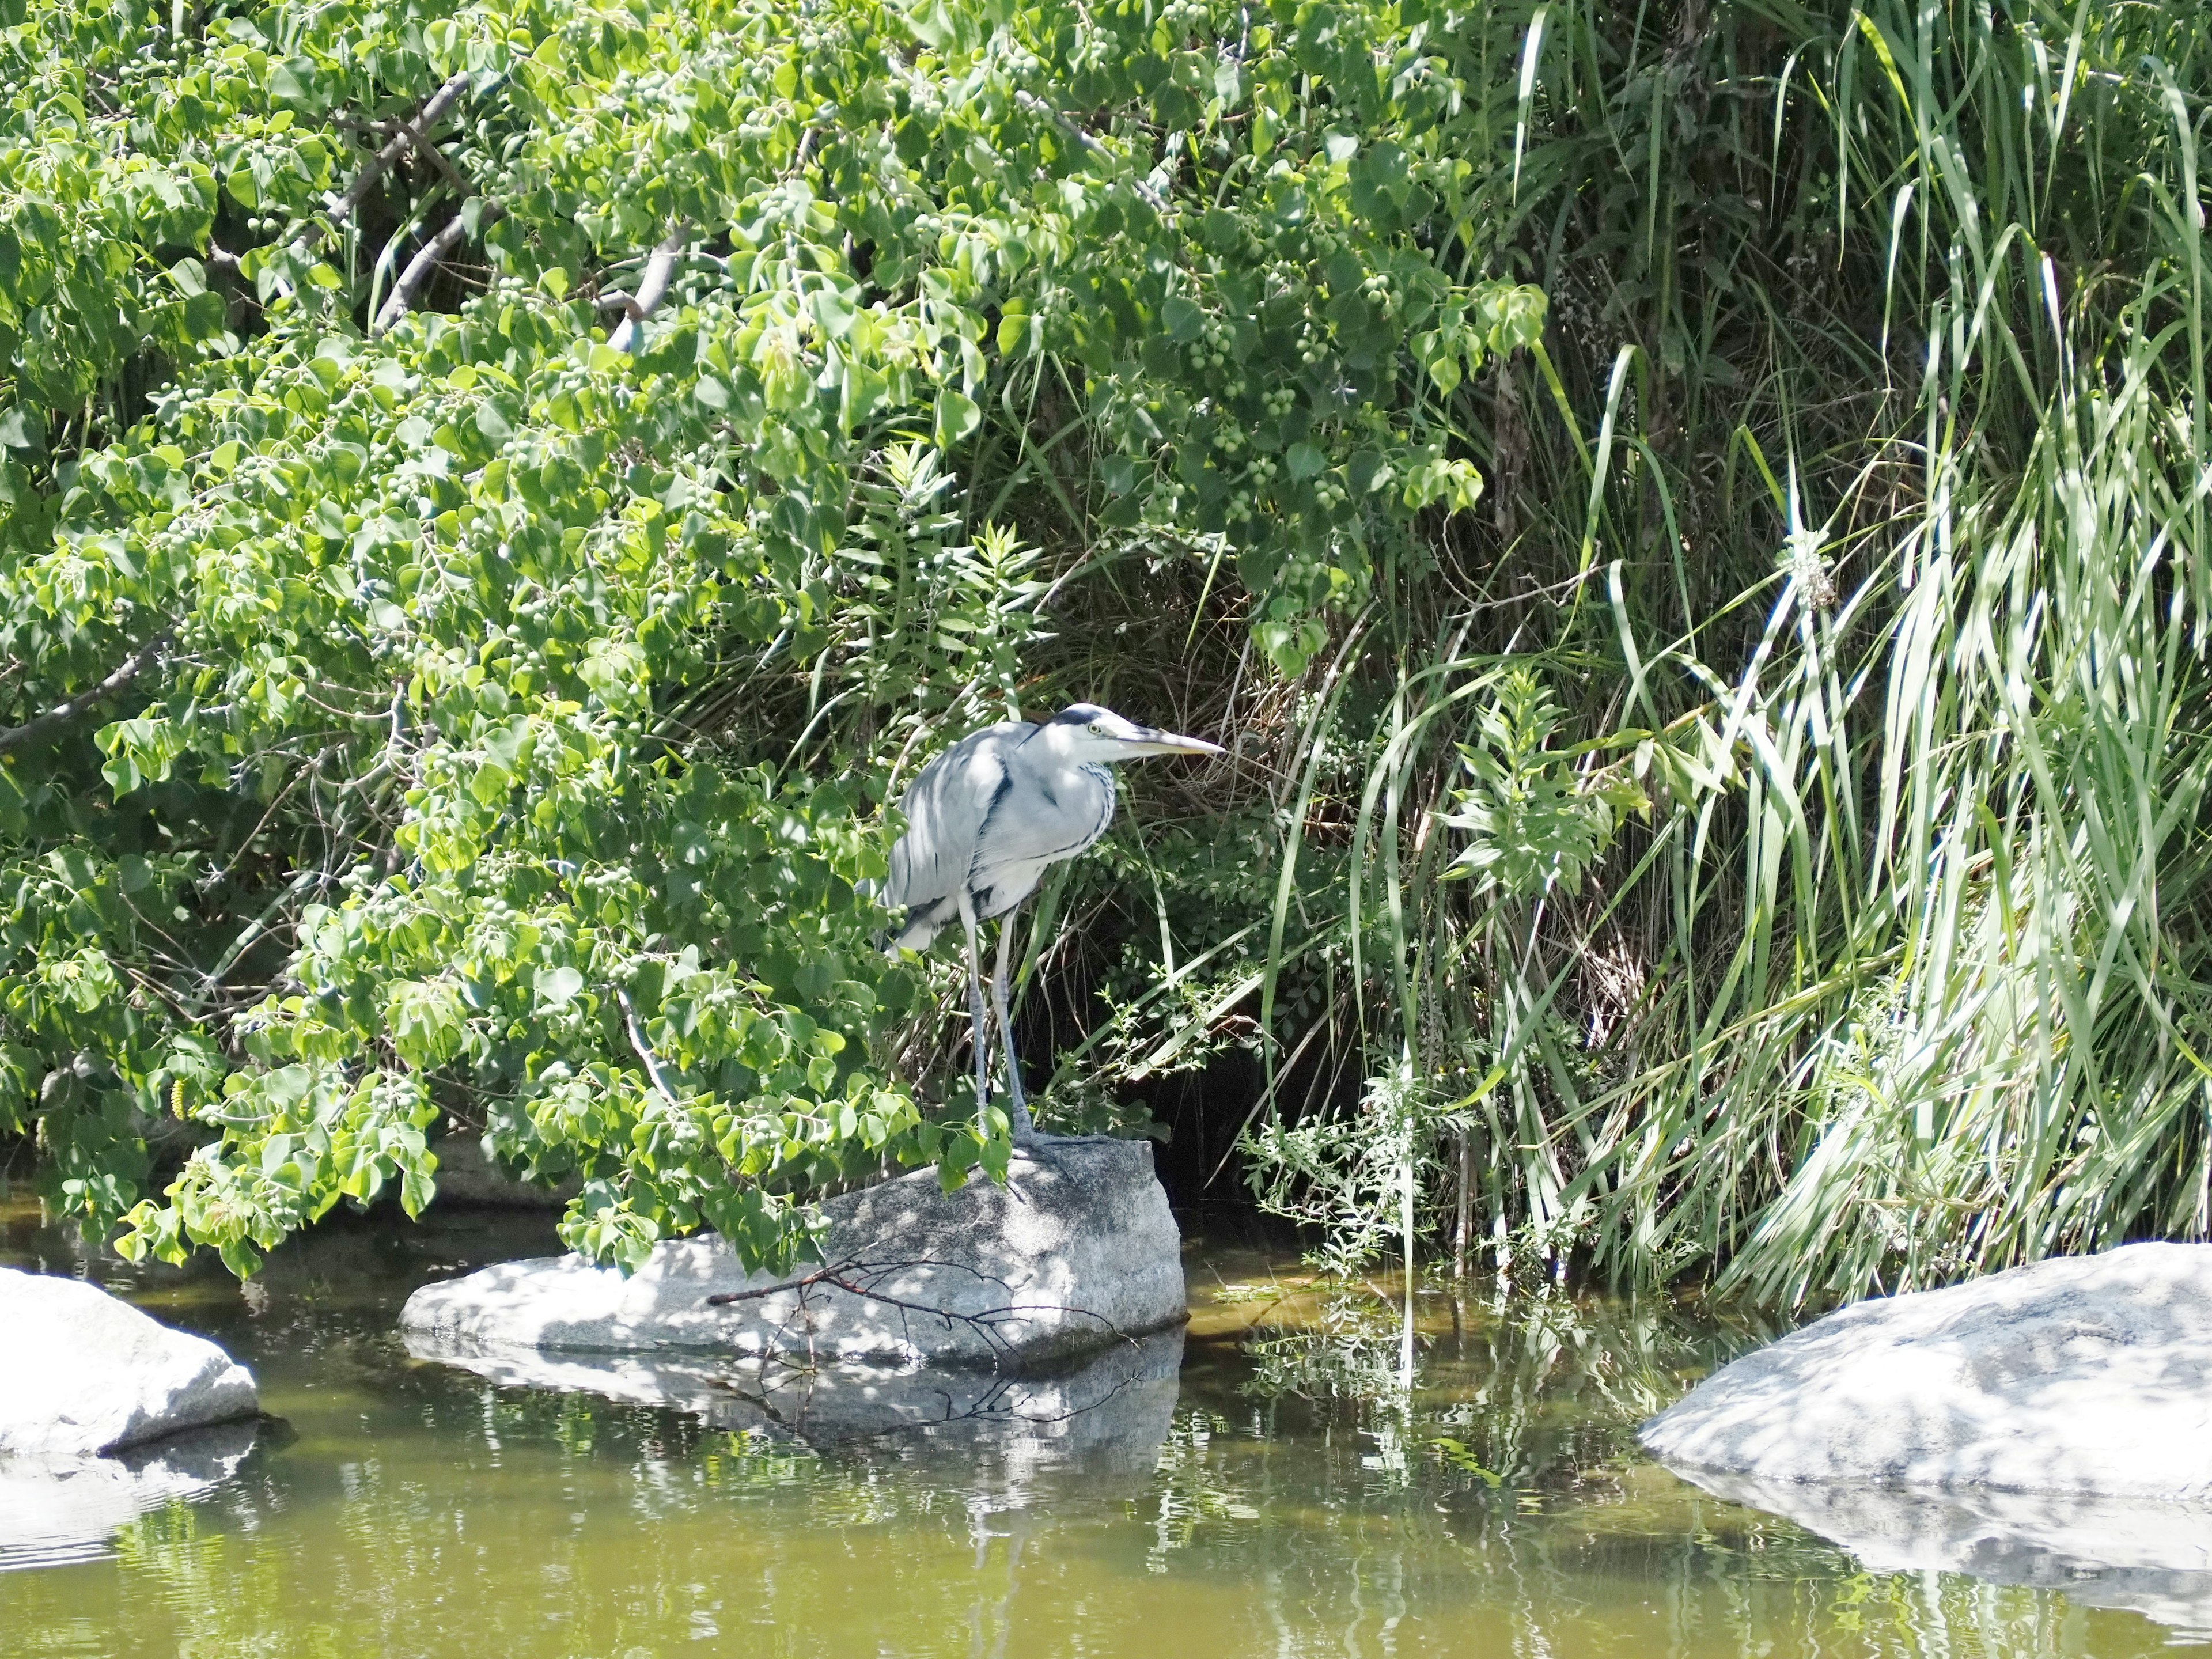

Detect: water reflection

[404,1320,1185,1461]
[1675,1466,2212,1641]
[0,1185,2199,1657]
[0,1422,259,1574]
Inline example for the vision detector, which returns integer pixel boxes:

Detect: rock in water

[404,1322,1185,1459]
[399,1135,1185,1370]
[0,1269,260,1460]
[1640,1242,2212,1499]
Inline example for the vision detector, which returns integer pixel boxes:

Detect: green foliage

[1229,0,2212,1305]
[0,0,1528,1272]
[5,0,2206,1307]
[1440,670,1642,900]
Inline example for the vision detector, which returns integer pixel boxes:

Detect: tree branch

[0,632,171,758]
[315,71,476,248]
[191,866,334,1007]
[371,200,505,335]
[616,986,683,1107]
[1011,90,1172,216]
[606,226,691,354]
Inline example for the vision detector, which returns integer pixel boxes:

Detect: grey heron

[880,703,1222,1139]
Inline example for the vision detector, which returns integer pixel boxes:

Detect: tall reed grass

[1054,0,2212,1304]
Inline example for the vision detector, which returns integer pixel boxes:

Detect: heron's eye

[1088,721,1105,734]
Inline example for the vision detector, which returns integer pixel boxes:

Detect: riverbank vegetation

[1,0,2205,1303]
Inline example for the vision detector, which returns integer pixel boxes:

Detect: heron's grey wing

[966,752,1116,918]
[880,723,1033,947]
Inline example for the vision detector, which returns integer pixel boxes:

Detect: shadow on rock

[0,1419,260,1573]
[398,1138,1186,1372]
[403,1320,1184,1470]
[1674,1464,2212,1639]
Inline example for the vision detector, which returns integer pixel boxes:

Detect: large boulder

[399,1134,1185,1371]
[1641,1241,2212,1499]
[429,1132,581,1210]
[0,1268,260,1461]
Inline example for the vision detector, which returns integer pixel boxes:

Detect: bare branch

[371,200,506,335]
[407,127,482,204]
[703,1253,1130,1370]
[316,71,476,248]
[616,986,683,1106]
[606,226,690,354]
[0,632,171,758]
[192,866,334,1006]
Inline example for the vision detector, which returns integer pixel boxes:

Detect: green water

[0,1190,2190,1658]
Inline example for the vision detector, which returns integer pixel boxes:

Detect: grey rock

[0,1268,259,1461]
[430,1133,581,1210]
[0,1420,257,1573]
[405,1321,1184,1461]
[1675,1467,2212,1640]
[399,1134,1185,1371]
[1641,1242,2212,1499]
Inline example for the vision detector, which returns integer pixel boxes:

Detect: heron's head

[1045,703,1224,763]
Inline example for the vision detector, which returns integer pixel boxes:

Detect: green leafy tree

[0,0,1534,1274]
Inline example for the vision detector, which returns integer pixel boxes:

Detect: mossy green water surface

[0,1189,2188,1658]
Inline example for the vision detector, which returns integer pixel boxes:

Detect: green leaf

[933,386,980,447]
[181,289,227,340]
[535,965,585,1009]
[385,980,468,1070]
[475,399,515,445]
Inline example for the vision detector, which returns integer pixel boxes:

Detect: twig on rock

[704,1254,1130,1372]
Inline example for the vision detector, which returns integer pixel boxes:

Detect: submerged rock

[0,1421,258,1573]
[0,1268,259,1461]
[399,1134,1185,1371]
[1641,1242,2212,1499]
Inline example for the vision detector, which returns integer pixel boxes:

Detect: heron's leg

[990,912,1033,1141]
[956,889,992,1130]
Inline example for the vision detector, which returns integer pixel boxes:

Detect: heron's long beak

[1123,728,1224,759]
